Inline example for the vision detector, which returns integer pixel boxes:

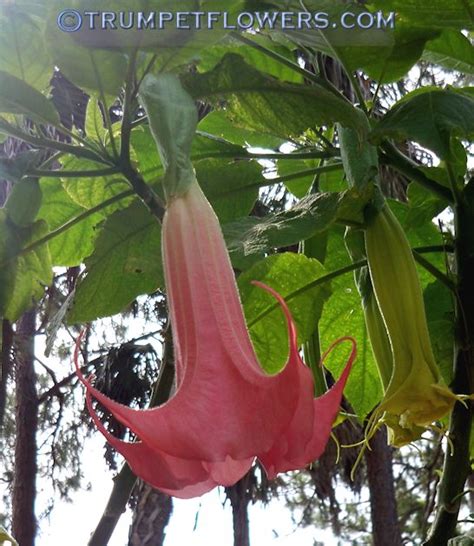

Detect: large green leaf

[238,253,332,374]
[0,212,52,321]
[423,30,474,74]
[424,280,454,385]
[223,188,369,270]
[182,53,365,138]
[277,159,345,197]
[0,11,51,90]
[197,35,303,83]
[196,159,261,223]
[198,111,285,149]
[5,178,42,227]
[45,6,127,97]
[60,156,132,213]
[68,201,163,323]
[269,1,436,83]
[0,71,59,125]
[370,88,474,160]
[37,178,104,266]
[318,228,383,418]
[369,0,474,29]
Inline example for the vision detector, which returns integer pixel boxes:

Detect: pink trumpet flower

[75,179,356,498]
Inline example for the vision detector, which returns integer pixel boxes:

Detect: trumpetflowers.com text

[57,9,396,33]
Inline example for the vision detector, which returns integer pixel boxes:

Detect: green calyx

[138,73,198,202]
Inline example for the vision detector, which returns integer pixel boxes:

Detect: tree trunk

[128,482,173,546]
[365,427,403,546]
[226,473,252,546]
[0,319,13,430]
[12,310,38,546]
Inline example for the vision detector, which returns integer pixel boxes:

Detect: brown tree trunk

[12,310,38,546]
[226,473,252,546]
[365,427,402,546]
[0,319,13,430]
[128,482,173,546]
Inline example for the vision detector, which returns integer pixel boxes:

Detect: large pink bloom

[76,180,355,498]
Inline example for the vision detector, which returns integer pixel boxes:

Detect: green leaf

[198,111,285,149]
[272,2,435,83]
[238,253,332,374]
[0,212,52,321]
[368,0,474,29]
[37,178,103,266]
[59,156,132,213]
[223,189,368,270]
[196,159,261,223]
[5,178,42,226]
[357,26,439,84]
[131,123,259,184]
[370,88,474,160]
[85,99,106,142]
[45,11,127,97]
[68,201,163,323]
[318,228,383,418]
[182,53,365,139]
[197,35,303,83]
[423,30,474,74]
[277,159,344,197]
[138,73,198,199]
[424,280,454,384]
[0,70,59,125]
[0,11,51,90]
[226,192,341,257]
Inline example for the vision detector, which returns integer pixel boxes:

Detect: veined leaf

[423,30,474,74]
[239,253,332,374]
[68,200,163,323]
[0,212,52,321]
[0,71,59,125]
[370,88,474,160]
[182,53,365,138]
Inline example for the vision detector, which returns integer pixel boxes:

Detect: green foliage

[368,0,474,29]
[68,200,163,323]
[370,88,474,160]
[0,211,52,321]
[423,30,474,74]
[183,53,366,138]
[0,71,59,125]
[0,10,51,90]
[37,178,103,266]
[239,253,332,373]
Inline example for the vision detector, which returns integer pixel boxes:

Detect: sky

[35,435,338,546]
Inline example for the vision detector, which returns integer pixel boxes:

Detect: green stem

[424,191,474,545]
[380,142,453,203]
[218,164,343,197]
[117,49,165,223]
[247,260,365,328]
[247,245,455,329]
[120,49,139,165]
[140,149,341,180]
[413,251,455,292]
[0,190,134,269]
[90,53,119,161]
[28,167,120,178]
[230,32,348,101]
[0,119,112,165]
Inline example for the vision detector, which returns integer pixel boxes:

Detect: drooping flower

[76,175,355,498]
[364,204,458,445]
